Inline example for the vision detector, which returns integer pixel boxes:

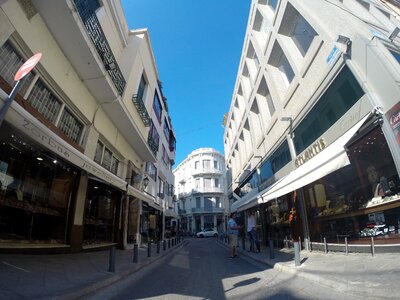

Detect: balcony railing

[132,94,151,126]
[147,132,159,156]
[192,187,224,194]
[74,0,126,95]
[191,207,224,213]
[192,167,223,176]
[178,209,186,214]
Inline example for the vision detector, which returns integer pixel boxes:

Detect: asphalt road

[90,238,364,300]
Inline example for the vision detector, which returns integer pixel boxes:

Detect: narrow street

[91,238,363,300]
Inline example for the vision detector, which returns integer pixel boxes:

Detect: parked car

[196,228,218,238]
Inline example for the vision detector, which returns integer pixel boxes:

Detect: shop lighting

[53,159,58,164]
[143,176,150,189]
[36,157,43,161]
[94,186,99,189]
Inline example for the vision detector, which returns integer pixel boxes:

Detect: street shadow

[224,277,261,292]
[300,257,308,264]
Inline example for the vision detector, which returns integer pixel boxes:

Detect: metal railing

[74,0,126,95]
[132,94,151,126]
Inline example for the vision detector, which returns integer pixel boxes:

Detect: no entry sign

[14,53,42,81]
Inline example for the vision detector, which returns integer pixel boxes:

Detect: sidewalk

[0,239,186,300]
[218,238,400,299]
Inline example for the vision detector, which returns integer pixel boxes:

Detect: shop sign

[8,109,126,190]
[326,46,340,65]
[295,138,326,167]
[386,102,400,146]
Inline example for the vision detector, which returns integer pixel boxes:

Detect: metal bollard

[304,237,309,252]
[269,239,275,259]
[168,239,170,249]
[242,236,245,250]
[285,236,289,249]
[147,241,151,257]
[157,241,160,254]
[345,237,348,255]
[163,240,166,251]
[371,237,375,256]
[294,242,301,267]
[298,236,301,250]
[133,243,138,263]
[324,237,328,253]
[108,245,116,272]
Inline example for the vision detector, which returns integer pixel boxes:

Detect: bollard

[269,239,275,259]
[242,236,245,250]
[147,241,151,257]
[298,236,301,250]
[133,243,138,263]
[168,239,170,249]
[285,236,289,249]
[304,237,309,252]
[324,237,328,253]
[371,237,375,256]
[345,237,348,255]
[163,240,166,251]
[157,241,160,254]
[294,241,301,267]
[108,245,116,272]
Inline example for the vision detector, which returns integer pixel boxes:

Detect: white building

[0,0,175,252]
[224,0,400,251]
[174,148,228,234]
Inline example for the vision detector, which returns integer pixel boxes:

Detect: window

[27,79,62,124]
[195,178,200,189]
[0,41,35,96]
[268,42,295,87]
[195,161,199,169]
[203,160,210,169]
[214,178,220,188]
[163,118,170,143]
[58,108,83,144]
[94,141,120,175]
[216,197,221,208]
[158,177,164,198]
[136,73,147,100]
[204,197,212,211]
[390,50,400,63]
[196,197,201,208]
[153,91,162,124]
[148,121,160,155]
[162,145,168,166]
[146,162,157,181]
[259,0,278,11]
[293,66,365,154]
[214,160,218,169]
[279,4,317,56]
[204,178,211,188]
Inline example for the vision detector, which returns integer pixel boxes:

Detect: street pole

[0,79,24,127]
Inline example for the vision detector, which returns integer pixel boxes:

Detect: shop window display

[305,126,400,244]
[0,123,78,245]
[83,180,120,245]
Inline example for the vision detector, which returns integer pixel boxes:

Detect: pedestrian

[228,212,241,258]
[247,211,260,253]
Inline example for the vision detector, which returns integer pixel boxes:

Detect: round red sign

[14,53,42,81]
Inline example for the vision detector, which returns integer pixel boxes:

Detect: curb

[57,241,188,300]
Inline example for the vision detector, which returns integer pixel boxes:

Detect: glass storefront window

[0,122,78,245]
[83,180,120,245]
[304,126,400,244]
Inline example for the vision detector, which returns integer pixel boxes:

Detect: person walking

[227,212,241,259]
[247,211,260,253]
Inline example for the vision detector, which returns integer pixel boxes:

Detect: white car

[196,228,218,238]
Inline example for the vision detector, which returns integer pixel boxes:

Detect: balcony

[192,187,225,194]
[132,94,151,127]
[191,207,225,214]
[147,133,159,156]
[178,209,187,215]
[192,167,223,176]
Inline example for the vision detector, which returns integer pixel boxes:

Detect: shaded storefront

[0,122,79,248]
[141,202,162,243]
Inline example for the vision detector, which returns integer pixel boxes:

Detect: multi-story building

[174,148,228,235]
[224,0,400,252]
[0,0,175,252]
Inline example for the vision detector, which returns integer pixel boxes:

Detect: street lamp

[143,176,149,190]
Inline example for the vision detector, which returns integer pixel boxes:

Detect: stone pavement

[0,237,399,299]
[0,239,186,300]
[218,238,400,299]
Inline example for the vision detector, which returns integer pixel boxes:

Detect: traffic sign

[14,53,42,81]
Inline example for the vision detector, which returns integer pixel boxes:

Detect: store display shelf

[312,196,400,222]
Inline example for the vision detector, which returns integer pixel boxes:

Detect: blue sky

[121,0,251,166]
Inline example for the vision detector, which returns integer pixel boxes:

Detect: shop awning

[231,178,284,212]
[260,114,370,203]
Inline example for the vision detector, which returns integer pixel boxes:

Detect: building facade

[0,0,175,252]
[174,148,228,235]
[224,0,400,252]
